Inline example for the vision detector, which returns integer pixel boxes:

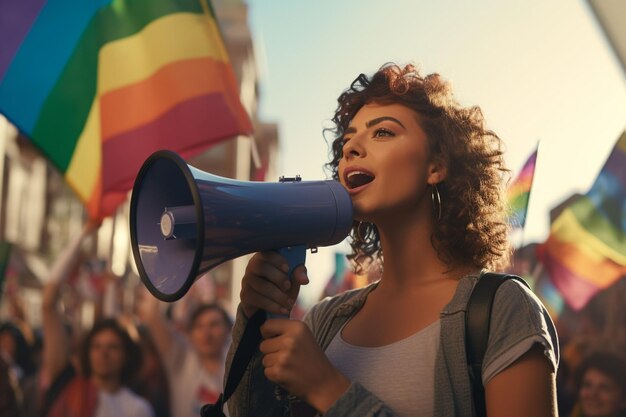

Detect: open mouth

[345,170,375,189]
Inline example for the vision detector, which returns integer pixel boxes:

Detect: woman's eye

[373,128,394,137]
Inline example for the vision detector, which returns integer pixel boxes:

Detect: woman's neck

[375,213,473,291]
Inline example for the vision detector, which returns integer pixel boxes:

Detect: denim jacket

[225,274,558,417]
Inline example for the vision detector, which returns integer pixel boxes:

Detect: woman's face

[338,102,443,223]
[579,367,625,417]
[88,329,126,381]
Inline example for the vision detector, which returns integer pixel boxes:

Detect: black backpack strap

[465,272,529,417]
[201,310,266,417]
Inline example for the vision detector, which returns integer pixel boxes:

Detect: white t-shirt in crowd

[93,387,154,417]
[166,335,226,417]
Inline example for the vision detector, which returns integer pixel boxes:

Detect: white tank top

[325,320,440,417]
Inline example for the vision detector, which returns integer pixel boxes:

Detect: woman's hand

[260,319,350,413]
[240,252,309,318]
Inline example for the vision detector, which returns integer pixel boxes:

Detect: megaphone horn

[129,150,353,302]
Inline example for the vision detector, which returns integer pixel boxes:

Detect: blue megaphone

[129,150,353,302]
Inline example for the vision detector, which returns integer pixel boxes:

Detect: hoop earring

[356,222,369,242]
[431,184,442,221]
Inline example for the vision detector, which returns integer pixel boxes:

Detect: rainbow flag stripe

[0,0,252,219]
[537,130,626,310]
[507,148,537,229]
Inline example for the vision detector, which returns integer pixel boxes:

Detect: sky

[245,0,626,303]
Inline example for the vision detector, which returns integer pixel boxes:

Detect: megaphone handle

[267,245,307,319]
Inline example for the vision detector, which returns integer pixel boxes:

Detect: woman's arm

[135,289,176,359]
[485,344,558,417]
[41,221,98,384]
[226,252,309,417]
[481,278,560,417]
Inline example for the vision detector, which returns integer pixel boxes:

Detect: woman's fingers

[292,265,309,286]
[241,252,303,317]
[247,252,291,287]
[244,276,293,315]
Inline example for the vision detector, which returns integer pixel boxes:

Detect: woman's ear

[427,157,447,185]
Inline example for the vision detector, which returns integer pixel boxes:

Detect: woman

[46,319,154,417]
[570,352,626,417]
[226,63,559,417]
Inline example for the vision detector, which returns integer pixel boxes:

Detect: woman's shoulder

[484,276,554,335]
[488,277,560,363]
[466,273,544,315]
[493,277,546,315]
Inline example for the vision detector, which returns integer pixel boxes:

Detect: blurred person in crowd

[41,220,154,417]
[559,337,599,416]
[138,291,232,417]
[0,320,38,416]
[0,321,36,384]
[2,273,47,417]
[0,352,19,417]
[570,352,626,417]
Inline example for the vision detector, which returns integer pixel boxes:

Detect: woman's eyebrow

[366,116,405,129]
[345,116,405,135]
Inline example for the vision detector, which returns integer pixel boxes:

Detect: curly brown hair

[325,63,511,273]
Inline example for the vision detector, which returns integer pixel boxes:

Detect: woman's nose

[343,136,365,159]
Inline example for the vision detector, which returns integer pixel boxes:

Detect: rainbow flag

[0,0,252,219]
[536,130,626,310]
[507,148,538,229]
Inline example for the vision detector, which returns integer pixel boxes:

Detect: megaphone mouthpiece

[160,206,196,240]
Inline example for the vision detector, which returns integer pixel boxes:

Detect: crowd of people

[0,62,625,417]
[0,220,233,417]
